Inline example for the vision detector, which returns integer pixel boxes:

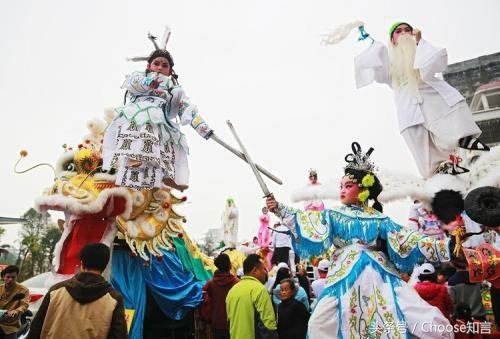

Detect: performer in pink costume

[257,207,272,268]
[304,169,325,211]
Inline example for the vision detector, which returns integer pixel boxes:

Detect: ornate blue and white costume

[103,71,211,190]
[276,202,453,338]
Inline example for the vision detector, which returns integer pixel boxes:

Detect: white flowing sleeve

[177,89,213,139]
[386,227,451,273]
[354,41,391,88]
[414,39,448,81]
[120,71,156,96]
[275,202,332,258]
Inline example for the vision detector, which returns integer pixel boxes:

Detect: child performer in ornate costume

[354,22,488,177]
[258,207,272,269]
[304,169,325,211]
[266,142,453,338]
[103,47,213,191]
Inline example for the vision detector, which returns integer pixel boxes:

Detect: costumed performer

[407,200,445,239]
[258,207,272,269]
[103,43,213,191]
[353,22,488,177]
[305,169,325,211]
[221,197,239,248]
[266,142,453,338]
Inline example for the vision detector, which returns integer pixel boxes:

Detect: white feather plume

[290,182,338,203]
[468,145,500,189]
[160,26,172,49]
[377,145,500,206]
[289,145,500,207]
[322,20,365,46]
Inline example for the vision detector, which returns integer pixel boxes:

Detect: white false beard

[389,35,421,92]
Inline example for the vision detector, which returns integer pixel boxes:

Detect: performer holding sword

[103,27,282,191]
[264,141,453,338]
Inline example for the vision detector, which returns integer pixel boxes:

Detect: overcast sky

[1,0,499,247]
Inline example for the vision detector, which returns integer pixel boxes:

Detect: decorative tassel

[451,226,466,257]
[322,252,402,301]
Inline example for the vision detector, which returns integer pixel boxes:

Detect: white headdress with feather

[126,26,172,62]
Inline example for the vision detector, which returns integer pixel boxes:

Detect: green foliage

[16,208,62,280]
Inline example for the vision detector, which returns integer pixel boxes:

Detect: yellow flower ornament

[358,189,370,202]
[361,173,375,188]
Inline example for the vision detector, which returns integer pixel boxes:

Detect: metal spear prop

[224,120,276,197]
[209,132,282,185]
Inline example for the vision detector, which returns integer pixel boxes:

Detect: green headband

[388,22,413,38]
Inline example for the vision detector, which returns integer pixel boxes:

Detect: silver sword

[225,120,274,197]
[209,133,282,185]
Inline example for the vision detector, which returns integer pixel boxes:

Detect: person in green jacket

[226,254,277,339]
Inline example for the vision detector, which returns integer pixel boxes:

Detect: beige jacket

[0,282,30,334]
[27,272,127,339]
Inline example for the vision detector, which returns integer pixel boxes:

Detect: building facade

[444,52,500,145]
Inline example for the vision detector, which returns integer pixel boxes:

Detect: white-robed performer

[221,197,239,248]
[103,39,213,191]
[266,142,453,338]
[353,22,488,177]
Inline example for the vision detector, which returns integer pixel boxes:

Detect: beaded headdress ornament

[344,142,377,173]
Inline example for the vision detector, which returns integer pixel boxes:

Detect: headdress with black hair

[309,168,318,178]
[343,142,383,212]
[344,142,376,173]
[147,49,174,68]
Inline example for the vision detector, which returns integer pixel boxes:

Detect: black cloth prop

[464,186,500,227]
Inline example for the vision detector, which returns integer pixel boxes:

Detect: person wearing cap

[103,47,213,192]
[311,259,329,299]
[414,263,454,321]
[265,262,290,292]
[354,22,488,177]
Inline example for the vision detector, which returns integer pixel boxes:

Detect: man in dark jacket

[27,243,127,339]
[202,253,238,339]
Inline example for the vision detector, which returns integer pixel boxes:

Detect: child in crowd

[414,263,454,321]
